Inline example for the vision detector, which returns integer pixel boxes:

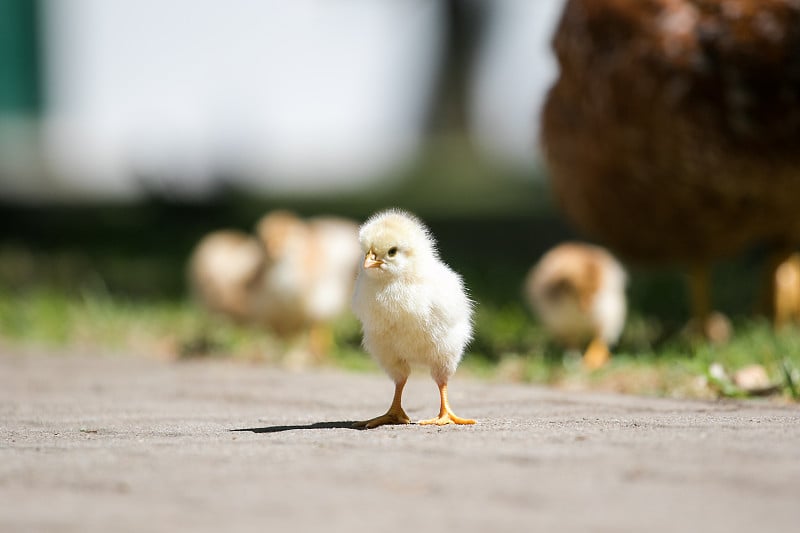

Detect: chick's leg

[307,323,333,362]
[582,337,610,370]
[352,378,411,429]
[419,382,475,426]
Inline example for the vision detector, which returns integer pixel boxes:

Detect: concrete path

[1,350,798,532]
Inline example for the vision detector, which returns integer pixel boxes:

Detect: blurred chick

[525,243,627,369]
[250,210,361,353]
[188,230,264,323]
[541,0,800,334]
[189,210,360,359]
[352,209,474,428]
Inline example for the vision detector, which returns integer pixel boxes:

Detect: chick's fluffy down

[352,210,473,385]
[188,230,264,322]
[526,243,627,348]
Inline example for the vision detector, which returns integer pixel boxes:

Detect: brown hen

[541,0,800,330]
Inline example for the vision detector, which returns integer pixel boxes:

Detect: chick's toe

[418,412,475,426]
[352,409,411,430]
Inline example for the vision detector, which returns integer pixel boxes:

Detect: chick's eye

[387,247,398,257]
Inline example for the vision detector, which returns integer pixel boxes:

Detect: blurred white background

[0,0,566,201]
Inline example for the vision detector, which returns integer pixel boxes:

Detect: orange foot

[418,382,475,426]
[353,380,411,429]
[418,411,475,426]
[583,337,611,370]
[352,411,411,429]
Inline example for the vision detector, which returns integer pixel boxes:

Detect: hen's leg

[771,253,800,328]
[686,263,731,344]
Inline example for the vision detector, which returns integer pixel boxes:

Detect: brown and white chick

[352,209,475,428]
[525,243,627,369]
[251,210,361,351]
[188,230,264,323]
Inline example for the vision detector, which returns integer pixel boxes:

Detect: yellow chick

[188,230,264,323]
[250,210,361,348]
[525,243,627,369]
[352,209,474,428]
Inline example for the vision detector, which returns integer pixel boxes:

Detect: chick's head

[358,209,436,279]
[528,243,603,313]
[255,210,307,263]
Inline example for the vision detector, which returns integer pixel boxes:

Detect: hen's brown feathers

[542,0,800,263]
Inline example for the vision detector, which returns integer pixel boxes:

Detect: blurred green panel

[0,0,42,114]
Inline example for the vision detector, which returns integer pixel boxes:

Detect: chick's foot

[582,337,611,370]
[418,412,475,426]
[419,383,475,426]
[352,409,411,429]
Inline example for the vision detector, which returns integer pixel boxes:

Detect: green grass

[477,318,800,401]
[1,283,798,402]
[464,297,800,401]
[1,185,799,402]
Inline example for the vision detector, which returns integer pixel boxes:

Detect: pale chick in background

[525,242,627,370]
[352,209,475,429]
[189,210,360,357]
[188,230,265,323]
[250,210,360,342]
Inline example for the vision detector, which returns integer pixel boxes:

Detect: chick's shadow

[231,421,363,433]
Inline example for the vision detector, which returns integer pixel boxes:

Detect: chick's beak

[364,250,383,269]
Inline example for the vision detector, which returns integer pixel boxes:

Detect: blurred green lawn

[1,161,798,402]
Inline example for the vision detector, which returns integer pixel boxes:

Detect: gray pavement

[1,349,799,532]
